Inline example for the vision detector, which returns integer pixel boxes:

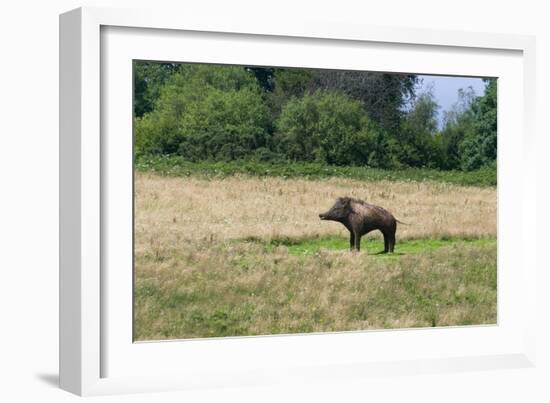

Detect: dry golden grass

[135,172,496,251]
[134,172,497,341]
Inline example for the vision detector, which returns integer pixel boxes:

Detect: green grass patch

[250,235,496,256]
[135,155,497,187]
[134,236,497,340]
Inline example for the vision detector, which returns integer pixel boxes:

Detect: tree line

[134,62,496,171]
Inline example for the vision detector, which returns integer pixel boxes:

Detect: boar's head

[319,197,353,223]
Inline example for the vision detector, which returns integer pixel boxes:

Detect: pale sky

[417,75,487,128]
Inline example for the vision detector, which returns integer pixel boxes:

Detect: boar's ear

[340,197,351,206]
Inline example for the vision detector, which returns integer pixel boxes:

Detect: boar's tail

[396,219,410,225]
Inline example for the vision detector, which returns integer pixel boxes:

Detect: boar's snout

[319,212,328,220]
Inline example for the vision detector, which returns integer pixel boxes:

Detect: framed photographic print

[60,6,537,396]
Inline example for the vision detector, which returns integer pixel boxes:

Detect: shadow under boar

[319,196,404,253]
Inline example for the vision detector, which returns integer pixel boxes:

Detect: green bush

[135,64,269,160]
[275,90,387,166]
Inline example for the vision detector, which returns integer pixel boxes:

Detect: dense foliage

[135,65,269,160]
[134,62,497,172]
[313,70,418,134]
[458,79,497,170]
[276,91,367,165]
[134,62,180,117]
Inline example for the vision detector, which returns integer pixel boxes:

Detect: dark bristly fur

[319,196,401,253]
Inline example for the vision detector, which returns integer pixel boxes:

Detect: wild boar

[319,197,403,253]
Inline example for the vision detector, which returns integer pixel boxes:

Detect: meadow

[134,171,497,341]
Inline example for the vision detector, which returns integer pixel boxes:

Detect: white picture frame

[59,6,537,396]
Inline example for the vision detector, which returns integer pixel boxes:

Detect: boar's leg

[349,232,355,251]
[383,229,396,253]
[388,231,396,253]
[381,226,397,253]
[354,232,362,251]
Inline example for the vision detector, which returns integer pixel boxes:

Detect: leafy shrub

[275,90,383,166]
[135,64,269,160]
